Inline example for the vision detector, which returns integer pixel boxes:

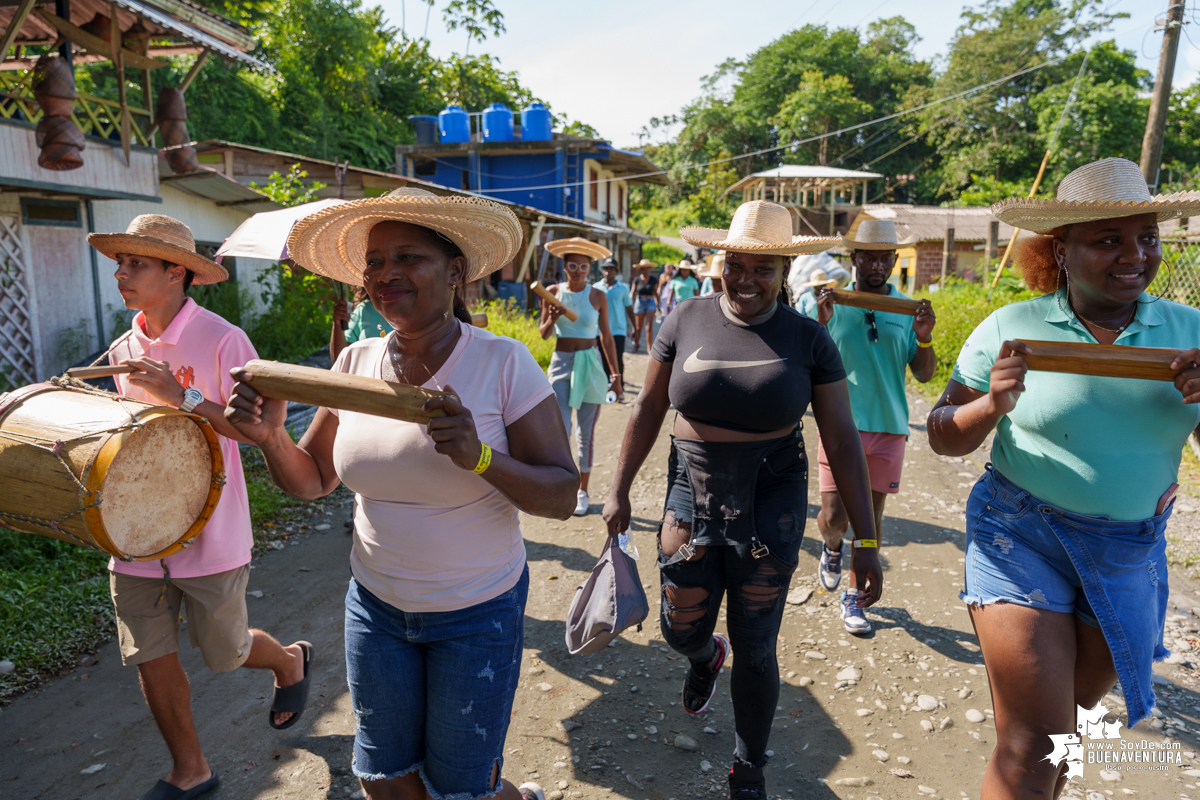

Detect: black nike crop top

[650,295,846,433]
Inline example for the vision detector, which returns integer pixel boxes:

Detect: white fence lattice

[0,215,37,389]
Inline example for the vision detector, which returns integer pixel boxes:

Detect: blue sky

[376,0,1196,149]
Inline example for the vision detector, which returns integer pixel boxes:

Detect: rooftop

[852,204,1028,243]
[726,165,883,195]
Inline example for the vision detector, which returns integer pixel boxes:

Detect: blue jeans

[344,568,529,799]
[658,435,808,766]
[963,465,1172,728]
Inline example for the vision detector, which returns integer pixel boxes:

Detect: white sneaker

[841,590,872,635]
[573,490,590,516]
[819,543,844,591]
[518,782,546,800]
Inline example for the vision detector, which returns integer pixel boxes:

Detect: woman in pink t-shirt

[225,190,578,800]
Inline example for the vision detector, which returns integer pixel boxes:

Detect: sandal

[136,771,220,800]
[269,641,313,730]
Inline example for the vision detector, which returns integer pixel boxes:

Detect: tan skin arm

[815,289,937,383]
[926,340,1031,457]
[120,356,256,445]
[224,371,580,519]
[603,356,674,527]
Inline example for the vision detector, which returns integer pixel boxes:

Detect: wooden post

[941,227,955,285]
[986,220,999,260]
[140,15,153,147]
[0,0,38,61]
[109,4,130,166]
[516,214,546,282]
[1140,0,1185,191]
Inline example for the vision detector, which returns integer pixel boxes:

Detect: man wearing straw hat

[90,215,313,800]
[799,218,937,635]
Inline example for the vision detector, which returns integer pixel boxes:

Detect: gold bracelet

[917,339,934,348]
[472,442,492,474]
[852,539,879,549]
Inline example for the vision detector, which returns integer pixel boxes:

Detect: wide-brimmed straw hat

[286,188,522,285]
[88,214,228,284]
[993,157,1200,234]
[545,237,611,262]
[634,258,656,270]
[798,268,839,290]
[697,253,724,279]
[681,200,837,256]
[840,219,917,250]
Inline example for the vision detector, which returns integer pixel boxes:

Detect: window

[589,169,598,210]
[618,186,625,220]
[20,198,81,227]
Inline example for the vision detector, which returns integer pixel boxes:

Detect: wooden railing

[0,71,153,147]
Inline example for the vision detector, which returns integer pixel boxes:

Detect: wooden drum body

[0,382,224,561]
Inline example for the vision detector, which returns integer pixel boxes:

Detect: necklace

[1074,303,1137,334]
[385,319,458,387]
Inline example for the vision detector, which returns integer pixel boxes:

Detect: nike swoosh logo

[682,347,787,373]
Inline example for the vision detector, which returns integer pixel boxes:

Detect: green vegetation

[909,275,1037,400]
[476,300,552,370]
[640,242,686,265]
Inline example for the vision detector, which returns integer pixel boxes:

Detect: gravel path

[4,351,1200,799]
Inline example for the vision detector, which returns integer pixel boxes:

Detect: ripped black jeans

[658,432,807,766]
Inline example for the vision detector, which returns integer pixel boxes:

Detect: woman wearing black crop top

[631,260,658,352]
[603,202,882,800]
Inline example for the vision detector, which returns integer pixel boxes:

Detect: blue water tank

[521,102,552,142]
[439,105,470,144]
[482,103,514,142]
[408,115,439,145]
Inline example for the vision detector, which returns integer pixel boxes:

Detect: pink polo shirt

[108,298,257,579]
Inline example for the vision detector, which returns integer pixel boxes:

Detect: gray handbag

[565,534,650,655]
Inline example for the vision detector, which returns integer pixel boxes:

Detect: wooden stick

[470,312,488,328]
[830,289,922,316]
[987,148,1053,299]
[1015,340,1184,382]
[33,9,169,71]
[65,365,135,379]
[530,281,578,322]
[241,360,449,423]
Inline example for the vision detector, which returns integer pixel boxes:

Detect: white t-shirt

[330,321,553,612]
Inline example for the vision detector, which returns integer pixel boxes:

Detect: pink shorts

[817,431,907,495]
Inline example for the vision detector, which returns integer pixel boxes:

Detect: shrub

[475,300,553,370]
[244,264,335,363]
[641,241,686,265]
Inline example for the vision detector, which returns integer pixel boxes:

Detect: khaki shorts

[109,565,254,672]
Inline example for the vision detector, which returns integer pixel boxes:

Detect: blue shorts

[344,568,529,798]
[962,466,1098,627]
[634,297,657,314]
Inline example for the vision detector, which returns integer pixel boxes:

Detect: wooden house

[725,165,883,236]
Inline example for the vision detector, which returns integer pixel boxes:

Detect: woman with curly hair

[926,158,1200,797]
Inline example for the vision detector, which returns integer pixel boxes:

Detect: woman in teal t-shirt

[926,159,1200,796]
[330,289,390,361]
[667,264,700,308]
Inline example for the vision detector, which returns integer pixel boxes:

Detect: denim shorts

[963,466,1099,626]
[344,567,529,799]
[634,297,657,314]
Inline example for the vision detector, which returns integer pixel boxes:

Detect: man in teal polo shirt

[594,258,635,400]
[799,219,937,634]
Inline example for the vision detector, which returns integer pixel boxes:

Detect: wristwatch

[179,387,204,413]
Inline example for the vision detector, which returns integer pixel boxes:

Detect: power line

[474,54,1068,195]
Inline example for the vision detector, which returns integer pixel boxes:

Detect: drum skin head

[101,415,213,558]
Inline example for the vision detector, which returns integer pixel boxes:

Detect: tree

[772,72,872,166]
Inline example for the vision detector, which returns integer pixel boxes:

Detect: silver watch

[179,387,204,413]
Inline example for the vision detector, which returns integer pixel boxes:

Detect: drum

[0,380,224,561]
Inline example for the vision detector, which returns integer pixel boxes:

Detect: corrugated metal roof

[111,0,272,70]
[853,204,1029,243]
[726,165,882,195]
[161,168,280,212]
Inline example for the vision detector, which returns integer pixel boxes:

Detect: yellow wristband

[472,443,492,474]
[917,339,934,348]
[852,539,878,548]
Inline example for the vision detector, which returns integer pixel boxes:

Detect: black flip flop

[269,640,313,730]
[136,771,220,800]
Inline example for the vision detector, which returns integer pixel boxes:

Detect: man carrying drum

[798,220,936,635]
[91,215,314,800]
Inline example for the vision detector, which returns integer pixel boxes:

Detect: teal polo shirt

[346,300,390,343]
[799,282,918,436]
[593,279,633,336]
[953,290,1200,520]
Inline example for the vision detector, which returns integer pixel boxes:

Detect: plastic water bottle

[606,390,618,404]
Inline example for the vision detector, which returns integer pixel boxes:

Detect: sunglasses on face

[865,310,879,343]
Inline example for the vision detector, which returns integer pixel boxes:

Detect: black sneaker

[728,759,766,800]
[682,633,730,714]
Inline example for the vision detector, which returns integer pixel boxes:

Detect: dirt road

[5,350,1200,800]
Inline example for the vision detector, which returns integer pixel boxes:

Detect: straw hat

[286,188,522,285]
[697,253,724,279]
[545,237,611,262]
[840,219,917,250]
[634,258,656,270]
[992,157,1200,234]
[680,200,838,255]
[797,268,839,290]
[88,214,228,284]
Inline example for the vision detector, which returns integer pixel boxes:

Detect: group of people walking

[73,156,1200,800]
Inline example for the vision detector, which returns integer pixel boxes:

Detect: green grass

[909,276,1038,401]
[476,300,554,370]
[0,528,115,701]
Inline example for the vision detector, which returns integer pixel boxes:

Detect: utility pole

[1140,0,1186,192]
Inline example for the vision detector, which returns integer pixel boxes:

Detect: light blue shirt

[953,290,1200,520]
[594,279,632,336]
[798,282,918,436]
